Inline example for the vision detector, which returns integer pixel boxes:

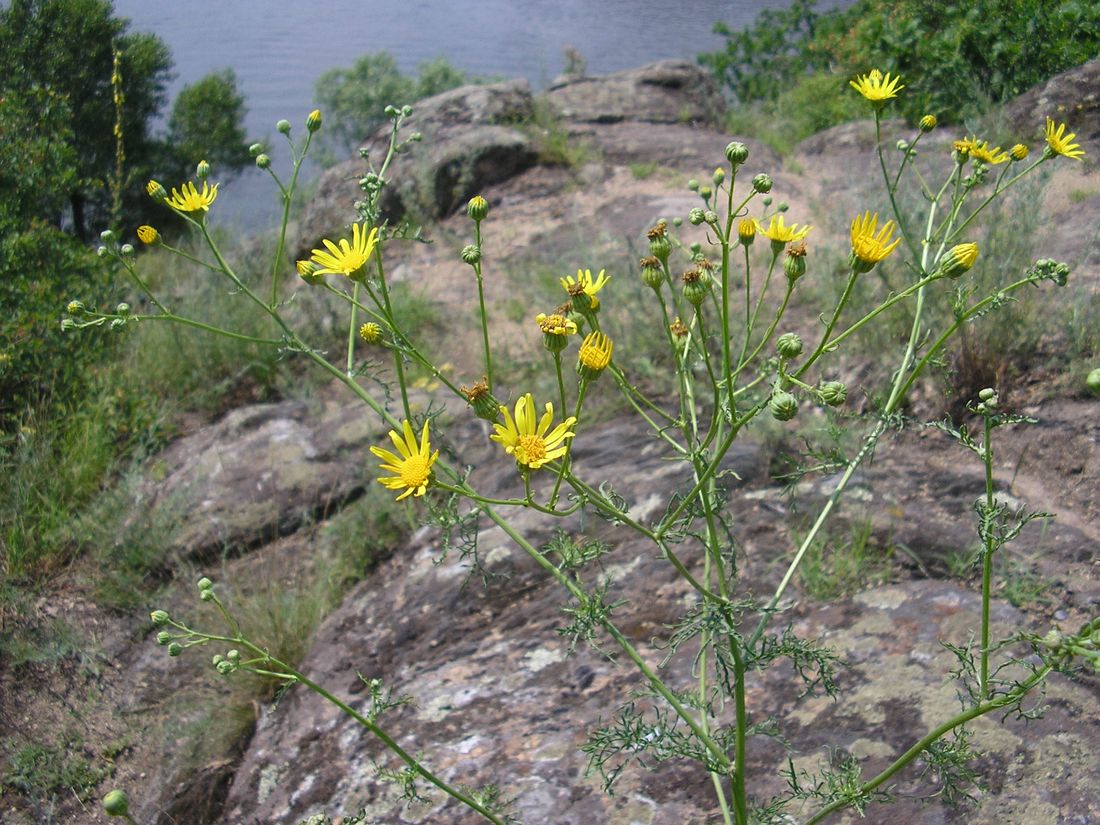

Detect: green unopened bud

[146,179,167,201]
[248,142,264,157]
[919,114,937,132]
[752,173,772,193]
[688,207,705,225]
[212,654,224,666]
[1084,368,1100,397]
[197,577,213,590]
[97,246,108,257]
[1026,258,1069,287]
[67,300,85,314]
[276,119,292,135]
[60,318,77,332]
[725,141,749,166]
[712,167,725,186]
[100,229,115,244]
[227,649,241,662]
[699,185,712,201]
[769,390,798,421]
[156,631,172,645]
[408,131,422,142]
[689,242,701,255]
[819,381,848,407]
[255,153,271,170]
[703,210,718,224]
[119,244,134,258]
[102,789,130,817]
[115,302,130,315]
[216,660,234,675]
[776,333,803,359]
[199,589,214,602]
[150,609,169,625]
[168,642,183,657]
[461,244,481,265]
[687,179,700,192]
[306,109,322,132]
[936,243,979,279]
[777,202,789,212]
[467,195,489,221]
[196,159,211,180]
[672,216,682,227]
[978,387,996,402]
[896,139,909,152]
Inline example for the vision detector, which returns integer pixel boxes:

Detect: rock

[1002,58,1100,155]
[125,398,385,564]
[547,59,725,126]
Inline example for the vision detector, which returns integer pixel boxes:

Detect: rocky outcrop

[546,59,725,126]
[1003,58,1100,154]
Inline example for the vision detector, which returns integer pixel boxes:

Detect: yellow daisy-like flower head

[577,331,613,381]
[1044,117,1085,161]
[966,137,1009,165]
[737,217,756,246]
[936,243,980,279]
[560,268,610,312]
[166,180,220,213]
[370,419,438,501]
[136,225,159,245]
[491,393,576,471]
[849,211,901,272]
[756,215,812,250]
[849,69,904,107]
[310,223,380,278]
[536,312,577,353]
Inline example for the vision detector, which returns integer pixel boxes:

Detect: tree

[164,69,249,177]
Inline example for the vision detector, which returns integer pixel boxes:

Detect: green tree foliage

[700,0,1100,124]
[314,53,472,162]
[0,0,252,239]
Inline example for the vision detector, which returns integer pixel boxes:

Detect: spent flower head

[166,180,220,212]
[310,223,380,278]
[1044,117,1085,160]
[370,420,438,501]
[850,211,901,272]
[849,69,903,107]
[491,393,576,471]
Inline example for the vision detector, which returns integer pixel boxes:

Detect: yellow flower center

[399,454,433,489]
[518,435,547,464]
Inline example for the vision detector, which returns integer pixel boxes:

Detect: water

[111,0,833,229]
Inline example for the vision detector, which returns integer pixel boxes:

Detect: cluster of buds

[1040,615,1100,675]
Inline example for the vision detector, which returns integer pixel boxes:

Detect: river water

[112,0,836,229]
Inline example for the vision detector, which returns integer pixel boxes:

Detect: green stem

[346,281,360,376]
[979,412,995,701]
[271,131,312,307]
[472,221,495,390]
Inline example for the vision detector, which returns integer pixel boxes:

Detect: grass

[2,731,110,807]
[794,518,895,600]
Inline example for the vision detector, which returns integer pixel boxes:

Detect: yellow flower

[136,225,159,245]
[919,114,937,132]
[966,137,1009,165]
[359,322,382,343]
[756,215,812,246]
[560,268,610,310]
[165,180,219,212]
[1010,143,1029,161]
[850,211,901,271]
[937,243,980,279]
[849,69,904,105]
[145,179,167,200]
[491,393,576,471]
[310,223,380,277]
[536,312,577,336]
[370,419,438,501]
[737,218,756,245]
[1045,117,1084,160]
[578,331,613,380]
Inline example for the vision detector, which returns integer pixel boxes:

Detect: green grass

[2,732,110,806]
[795,519,895,600]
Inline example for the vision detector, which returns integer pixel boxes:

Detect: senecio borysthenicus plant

[79,73,1100,824]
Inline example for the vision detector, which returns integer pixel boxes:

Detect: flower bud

[100,229,115,244]
[255,153,271,170]
[115,302,130,315]
[1025,258,1069,287]
[216,660,234,675]
[102,790,130,817]
[66,300,85,314]
[777,202,789,212]
[577,331,614,382]
[306,109,322,132]
[227,649,241,662]
[359,322,382,344]
[296,259,322,284]
[737,218,756,246]
[461,244,481,265]
[935,243,979,278]
[199,589,214,602]
[919,114,937,132]
[137,225,159,245]
[896,139,909,153]
[687,179,700,192]
[978,387,996,402]
[640,256,663,289]
[752,173,772,193]
[699,185,713,201]
[712,167,725,186]
[196,159,211,180]
[156,631,172,645]
[688,207,705,225]
[769,390,798,421]
[819,380,848,407]
[146,179,167,201]
[467,195,489,221]
[248,142,264,157]
[649,233,671,262]
[1085,368,1100,397]
[150,609,169,625]
[761,195,773,206]
[276,119,292,135]
[168,642,183,656]
[119,243,134,258]
[703,210,718,224]
[60,318,76,332]
[408,131,422,142]
[725,141,749,166]
[689,242,701,255]
[1010,143,1029,161]
[97,246,108,257]
[776,332,803,359]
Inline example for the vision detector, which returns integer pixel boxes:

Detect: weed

[2,732,109,804]
[795,519,895,600]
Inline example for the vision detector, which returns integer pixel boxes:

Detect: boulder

[1002,58,1100,156]
[546,59,725,126]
